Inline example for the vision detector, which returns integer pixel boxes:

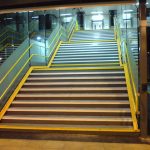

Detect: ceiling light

[5,18,13,20]
[91,11,103,14]
[63,17,72,22]
[37,36,42,41]
[92,14,104,21]
[123,10,134,13]
[123,13,131,19]
[60,13,72,16]
[32,16,39,19]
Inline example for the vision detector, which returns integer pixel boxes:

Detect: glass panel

[28,10,46,66]
[0,12,28,66]
[0,39,30,109]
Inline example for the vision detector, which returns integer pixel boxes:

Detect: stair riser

[22,84,127,88]
[6,111,131,116]
[2,119,133,126]
[11,103,130,108]
[29,73,125,77]
[29,70,125,77]
[54,58,119,61]
[57,52,118,55]
[53,61,120,64]
[50,65,120,68]
[26,79,126,82]
[19,89,127,93]
[71,38,115,41]
[60,47,117,50]
[55,55,119,58]
[15,96,128,100]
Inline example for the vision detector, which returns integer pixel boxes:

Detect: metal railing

[0,17,77,114]
[114,18,139,131]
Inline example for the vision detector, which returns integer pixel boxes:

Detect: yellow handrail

[0,31,62,86]
[124,42,139,113]
[0,36,24,45]
[0,38,62,100]
[67,19,75,34]
[48,41,62,67]
[0,27,23,37]
[0,43,10,52]
[0,29,8,39]
[115,24,123,67]
[114,18,139,130]
[0,18,76,101]
[124,64,138,130]
[0,43,20,52]
[0,44,33,85]
[48,30,62,48]
[0,53,37,100]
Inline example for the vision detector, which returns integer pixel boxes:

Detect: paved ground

[0,139,150,150]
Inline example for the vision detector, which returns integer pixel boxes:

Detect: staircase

[128,30,139,65]
[0,30,134,132]
[0,45,19,65]
[71,30,115,42]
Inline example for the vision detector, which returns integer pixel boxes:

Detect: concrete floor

[0,139,150,150]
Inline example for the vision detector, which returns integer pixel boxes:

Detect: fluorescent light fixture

[146,2,149,5]
[63,17,72,22]
[32,16,39,19]
[136,2,139,6]
[91,11,103,14]
[123,13,131,19]
[92,14,104,21]
[19,11,27,13]
[5,18,13,20]
[29,11,34,12]
[0,57,2,60]
[60,13,72,16]
[37,36,42,40]
[123,10,134,13]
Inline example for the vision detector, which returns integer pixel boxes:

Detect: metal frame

[139,0,148,137]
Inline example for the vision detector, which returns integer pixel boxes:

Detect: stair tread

[24,81,126,85]
[12,100,130,105]
[53,60,119,63]
[3,115,132,122]
[16,93,128,97]
[57,52,118,54]
[54,57,119,60]
[30,71,124,75]
[20,87,127,91]
[0,123,133,129]
[27,76,125,80]
[55,54,119,58]
[8,107,131,113]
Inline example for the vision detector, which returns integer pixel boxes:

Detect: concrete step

[52,60,119,64]
[30,70,125,76]
[55,54,119,58]
[2,115,132,126]
[19,87,127,94]
[12,100,130,108]
[16,93,128,100]
[27,76,125,81]
[6,107,131,116]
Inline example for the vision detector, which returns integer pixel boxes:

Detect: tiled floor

[0,139,150,150]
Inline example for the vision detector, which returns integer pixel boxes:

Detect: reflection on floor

[0,139,150,150]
